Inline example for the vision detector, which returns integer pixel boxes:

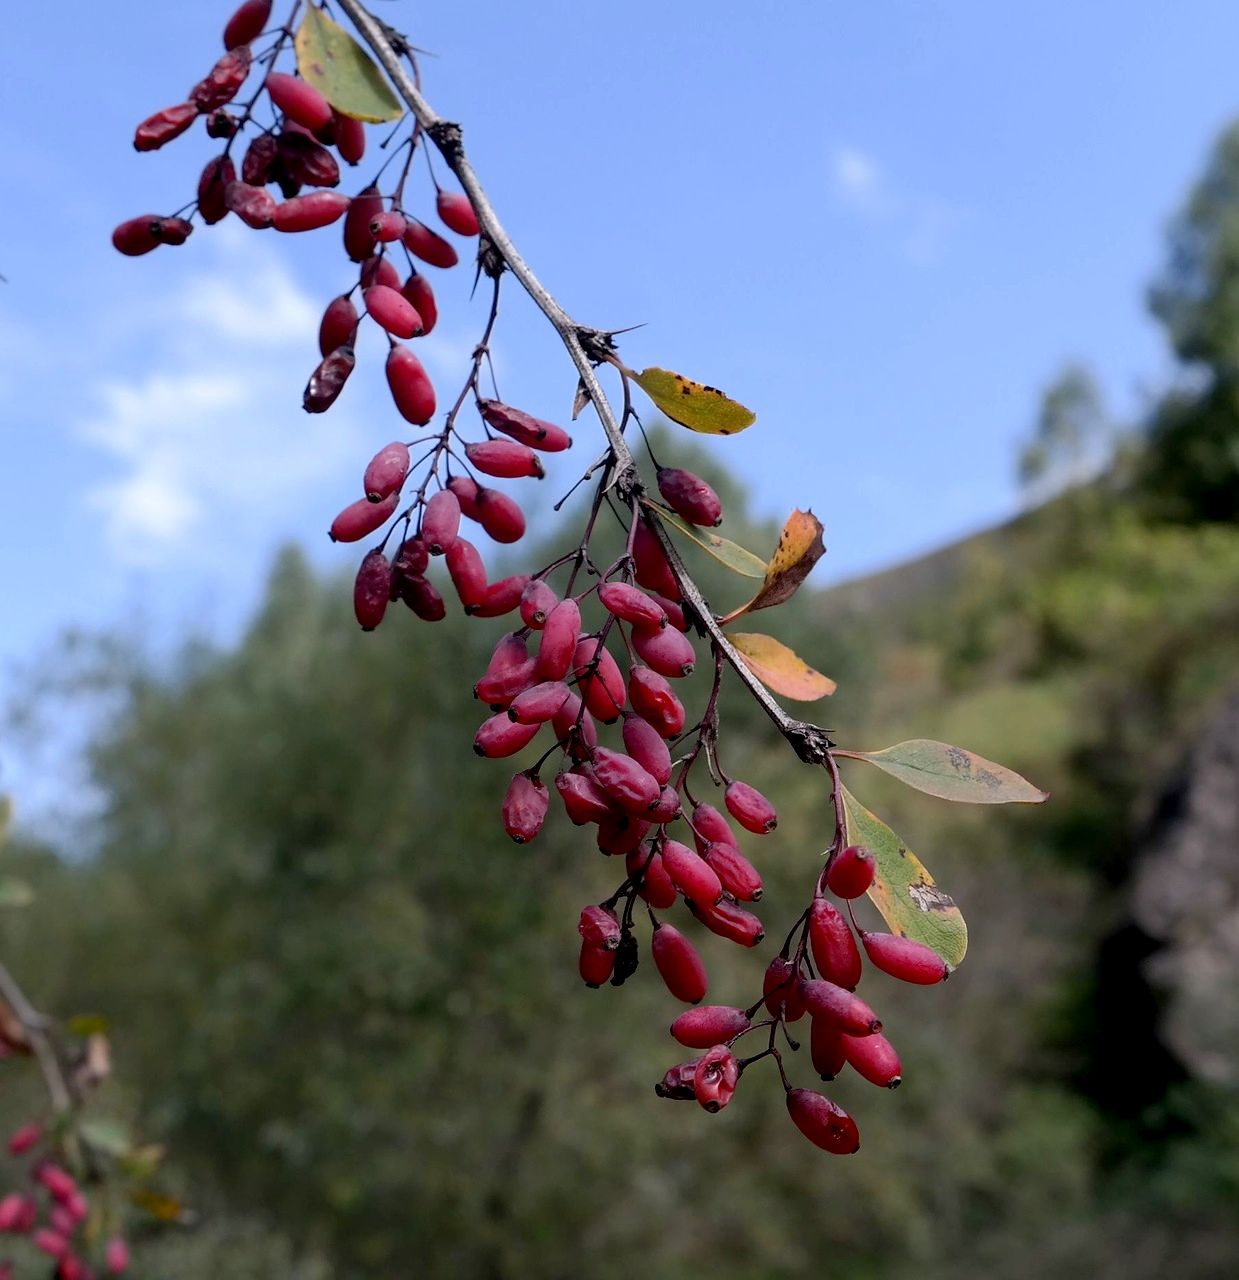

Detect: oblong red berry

[474,714,540,759]
[651,923,708,1004]
[279,128,340,188]
[654,1057,702,1101]
[224,181,277,229]
[578,904,621,950]
[572,637,626,723]
[475,633,532,704]
[242,132,278,185]
[763,955,806,1021]
[808,898,862,990]
[843,1031,902,1087]
[556,769,613,825]
[598,581,666,630]
[316,296,358,358]
[827,845,876,900]
[786,1088,860,1155]
[465,440,544,479]
[469,574,530,618]
[798,979,881,1036]
[627,845,678,908]
[329,491,397,543]
[369,210,408,242]
[724,780,777,834]
[591,746,659,815]
[436,189,480,236]
[476,488,525,543]
[190,47,251,113]
[519,579,558,629]
[596,813,650,855]
[7,1123,42,1156]
[403,218,459,267]
[632,624,695,678]
[386,344,436,425]
[703,841,763,902]
[693,1044,739,1112]
[206,107,239,138]
[105,1237,131,1274]
[652,592,688,631]
[334,110,366,165]
[398,575,445,622]
[579,940,616,987]
[223,0,271,48]
[691,803,737,852]
[552,694,597,759]
[392,536,428,579]
[503,772,549,843]
[444,537,487,608]
[353,549,391,631]
[402,272,437,336]
[266,72,333,132]
[661,839,722,907]
[361,442,407,507]
[633,518,680,598]
[447,473,480,519]
[151,216,193,245]
[32,1229,68,1259]
[508,681,571,725]
[649,784,682,824]
[671,1005,750,1049]
[198,155,236,225]
[36,1165,77,1202]
[621,714,672,785]
[364,284,422,337]
[478,400,572,452]
[810,1016,846,1080]
[344,185,383,261]
[657,466,722,526]
[111,215,162,257]
[535,599,581,680]
[303,345,355,413]
[273,191,350,232]
[860,931,950,984]
[687,897,765,947]
[628,666,686,738]
[361,255,402,291]
[133,102,197,151]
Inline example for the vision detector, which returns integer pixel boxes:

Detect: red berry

[475,633,532,701]
[447,474,480,519]
[687,897,765,947]
[223,0,271,48]
[266,72,333,132]
[151,216,193,245]
[402,273,438,335]
[810,1016,846,1080]
[344,186,383,261]
[224,180,277,229]
[398,575,446,622]
[445,537,487,608]
[691,803,736,852]
[627,846,678,908]
[649,784,682,823]
[206,107,239,138]
[657,466,722,526]
[37,1164,77,1202]
[353,549,391,631]
[33,1230,68,1259]
[133,102,197,151]
[475,488,526,543]
[660,839,722,907]
[786,1088,860,1155]
[280,128,340,190]
[50,1205,75,1236]
[556,769,613,825]
[272,191,350,232]
[572,637,626,723]
[632,623,695,678]
[628,666,686,738]
[241,132,278,185]
[364,284,422,337]
[105,1236,131,1273]
[579,940,616,987]
[591,747,659,815]
[419,490,460,554]
[503,772,549,843]
[392,536,429,579]
[859,931,950,985]
[436,189,480,236]
[535,599,581,680]
[724,780,777,834]
[763,955,806,1021]
[843,1031,902,1087]
[0,1193,29,1231]
[652,591,688,631]
[465,440,544,480]
[578,904,621,950]
[329,492,397,543]
[670,1005,750,1049]
[598,581,666,629]
[478,400,572,452]
[808,898,862,990]
[7,1122,42,1155]
[596,813,650,856]
[654,1057,703,1101]
[692,1044,739,1113]
[508,681,571,725]
[621,715,671,785]
[519,579,558,629]
[369,210,408,243]
[798,979,882,1036]
[198,155,236,225]
[703,841,762,901]
[303,345,356,412]
[468,574,530,618]
[333,110,366,164]
[827,845,876,899]
[474,714,539,759]
[319,295,359,357]
[651,923,708,1004]
[190,46,251,113]
[553,693,597,759]
[386,344,436,425]
[403,218,459,268]
[111,216,161,257]
[632,518,680,598]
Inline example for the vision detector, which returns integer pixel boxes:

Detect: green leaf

[67,1014,111,1037]
[840,740,1048,804]
[80,1116,132,1157]
[295,8,404,123]
[839,784,968,967]
[729,633,836,700]
[0,877,33,908]
[642,499,765,578]
[632,367,756,435]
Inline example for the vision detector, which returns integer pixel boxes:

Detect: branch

[0,959,73,1114]
[335,0,833,768]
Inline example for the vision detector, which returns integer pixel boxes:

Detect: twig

[0,959,73,1114]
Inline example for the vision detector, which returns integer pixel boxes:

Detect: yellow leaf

[295,8,404,123]
[839,740,1049,804]
[131,1187,194,1224]
[632,367,755,435]
[642,499,765,578]
[729,633,836,700]
[720,509,825,623]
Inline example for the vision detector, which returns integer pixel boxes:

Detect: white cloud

[832,147,885,210]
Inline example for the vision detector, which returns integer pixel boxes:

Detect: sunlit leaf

[643,499,765,578]
[118,1144,166,1182]
[632,367,755,435]
[729,633,836,700]
[0,877,33,907]
[67,1014,110,1037]
[80,1116,131,1157]
[296,7,404,123]
[839,784,968,967]
[720,508,825,623]
[839,739,1049,804]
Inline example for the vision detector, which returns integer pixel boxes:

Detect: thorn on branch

[577,327,618,365]
[478,233,505,280]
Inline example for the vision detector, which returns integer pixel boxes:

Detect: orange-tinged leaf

[720,508,825,623]
[632,367,756,435]
[839,739,1048,804]
[729,633,836,700]
[131,1187,194,1224]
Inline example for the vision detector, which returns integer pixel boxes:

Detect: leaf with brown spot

[729,633,836,700]
[720,508,825,623]
[631,367,756,435]
[295,7,403,123]
[642,499,765,578]
[839,784,968,967]
[838,739,1049,804]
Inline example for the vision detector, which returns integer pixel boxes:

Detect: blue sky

[2,1,1237,822]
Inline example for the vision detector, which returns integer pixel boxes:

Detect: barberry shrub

[111,0,1048,1156]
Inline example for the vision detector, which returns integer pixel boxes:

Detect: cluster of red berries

[0,1124,128,1278]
